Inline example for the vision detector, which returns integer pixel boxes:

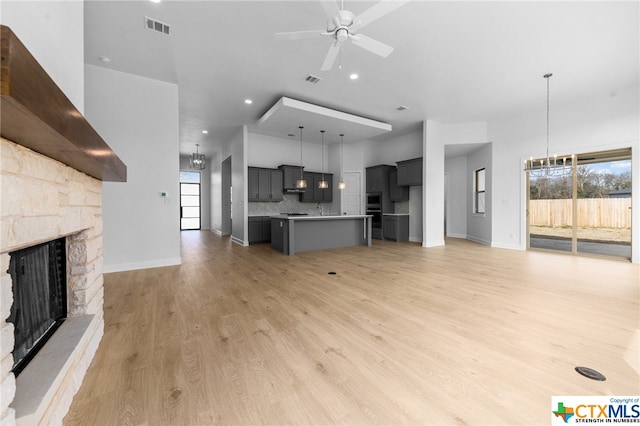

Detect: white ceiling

[83,1,639,157]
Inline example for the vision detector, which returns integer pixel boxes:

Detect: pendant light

[318,130,329,189]
[524,73,573,177]
[337,133,346,189]
[190,143,205,170]
[296,126,307,189]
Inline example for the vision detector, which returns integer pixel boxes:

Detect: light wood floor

[64,232,639,425]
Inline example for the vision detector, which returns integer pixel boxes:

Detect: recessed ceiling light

[149,0,161,3]
[99,56,112,64]
[244,99,253,105]
[202,130,208,134]
[349,73,359,80]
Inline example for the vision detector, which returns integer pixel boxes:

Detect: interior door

[342,171,362,215]
[180,171,201,230]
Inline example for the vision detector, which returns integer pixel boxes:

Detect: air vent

[145,16,170,35]
[395,105,409,111]
[305,74,322,84]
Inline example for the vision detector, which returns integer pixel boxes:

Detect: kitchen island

[271,214,372,255]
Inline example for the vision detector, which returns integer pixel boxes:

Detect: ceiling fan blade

[351,33,394,57]
[275,30,325,40]
[319,0,341,20]
[321,41,341,71]
[355,0,410,30]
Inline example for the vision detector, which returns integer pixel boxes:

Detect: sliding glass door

[527,148,632,260]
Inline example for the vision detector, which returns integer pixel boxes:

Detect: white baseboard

[466,235,491,246]
[210,228,230,236]
[104,257,182,273]
[423,239,445,248]
[446,233,467,239]
[491,241,525,250]
[231,236,248,246]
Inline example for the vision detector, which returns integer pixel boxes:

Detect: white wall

[445,155,468,238]
[211,126,248,244]
[210,149,224,234]
[368,130,423,166]
[1,0,84,112]
[247,132,326,171]
[488,82,639,259]
[85,64,181,272]
[424,121,489,247]
[466,143,492,245]
[179,155,211,230]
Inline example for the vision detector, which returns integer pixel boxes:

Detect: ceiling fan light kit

[275,0,409,71]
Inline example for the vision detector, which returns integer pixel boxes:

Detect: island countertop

[271,214,372,220]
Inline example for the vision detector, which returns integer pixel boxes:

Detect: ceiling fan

[275,0,410,71]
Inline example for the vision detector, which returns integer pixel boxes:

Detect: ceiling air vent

[395,105,409,112]
[145,16,170,35]
[305,74,322,84]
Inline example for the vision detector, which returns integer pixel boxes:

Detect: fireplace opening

[8,238,67,376]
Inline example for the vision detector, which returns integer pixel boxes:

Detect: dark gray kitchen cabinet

[389,168,409,202]
[299,172,333,203]
[366,165,393,193]
[396,158,423,186]
[383,215,409,241]
[248,167,283,202]
[248,216,272,243]
[278,165,305,192]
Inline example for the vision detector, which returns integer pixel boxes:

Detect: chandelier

[296,126,307,189]
[524,73,572,177]
[318,130,329,189]
[190,144,205,170]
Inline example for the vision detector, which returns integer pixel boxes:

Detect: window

[474,168,486,214]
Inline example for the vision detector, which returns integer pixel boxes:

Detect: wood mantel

[0,25,126,182]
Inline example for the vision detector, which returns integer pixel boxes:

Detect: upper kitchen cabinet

[248,167,283,202]
[278,164,305,192]
[299,172,333,203]
[389,168,409,202]
[366,165,394,193]
[397,157,423,186]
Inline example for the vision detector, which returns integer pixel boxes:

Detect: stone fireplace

[0,139,105,425]
[0,25,126,425]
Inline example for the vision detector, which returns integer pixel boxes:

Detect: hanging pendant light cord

[545,73,552,162]
[299,126,304,180]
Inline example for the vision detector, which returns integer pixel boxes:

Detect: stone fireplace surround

[1,139,105,425]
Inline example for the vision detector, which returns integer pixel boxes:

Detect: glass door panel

[180,177,200,230]
[576,155,631,259]
[528,172,573,252]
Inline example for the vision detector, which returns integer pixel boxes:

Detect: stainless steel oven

[366,192,381,209]
[366,192,382,238]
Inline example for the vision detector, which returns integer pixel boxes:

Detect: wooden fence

[529,198,632,228]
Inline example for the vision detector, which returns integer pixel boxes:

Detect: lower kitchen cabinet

[383,214,409,241]
[248,216,272,244]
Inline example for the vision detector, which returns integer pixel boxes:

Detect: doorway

[180,171,201,230]
[527,148,632,259]
[221,156,232,235]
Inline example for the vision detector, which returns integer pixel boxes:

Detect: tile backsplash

[249,194,336,216]
[395,201,410,214]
